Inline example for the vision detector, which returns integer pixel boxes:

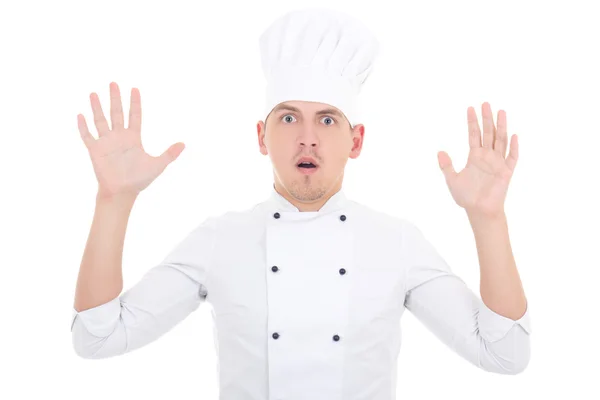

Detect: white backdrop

[1,0,598,398]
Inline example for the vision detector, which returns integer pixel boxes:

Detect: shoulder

[191,198,272,234]
[345,199,416,235]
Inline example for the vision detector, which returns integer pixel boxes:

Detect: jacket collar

[268,184,348,213]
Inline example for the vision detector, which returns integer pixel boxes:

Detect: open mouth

[296,158,319,174]
[297,162,317,169]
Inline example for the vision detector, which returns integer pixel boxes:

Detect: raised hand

[78,82,185,200]
[437,102,519,218]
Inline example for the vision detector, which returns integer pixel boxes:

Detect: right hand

[77,82,185,200]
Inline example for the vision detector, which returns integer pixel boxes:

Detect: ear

[348,124,365,159]
[257,120,268,155]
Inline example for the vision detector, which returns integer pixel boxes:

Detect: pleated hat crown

[259,7,380,128]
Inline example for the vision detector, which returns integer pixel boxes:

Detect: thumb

[437,151,456,183]
[158,142,185,169]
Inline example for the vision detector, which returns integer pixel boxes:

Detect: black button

[333,334,340,341]
[340,215,346,221]
[339,268,346,275]
[272,266,279,272]
[272,332,280,339]
[273,212,280,219]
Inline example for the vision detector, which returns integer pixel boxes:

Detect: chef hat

[259,7,380,128]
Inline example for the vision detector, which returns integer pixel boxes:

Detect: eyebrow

[272,104,345,119]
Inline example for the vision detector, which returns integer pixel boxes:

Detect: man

[71,7,531,400]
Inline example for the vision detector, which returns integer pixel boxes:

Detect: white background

[1,0,598,398]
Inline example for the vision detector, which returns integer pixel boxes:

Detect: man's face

[256,100,365,204]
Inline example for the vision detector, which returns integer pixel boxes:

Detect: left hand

[437,102,518,218]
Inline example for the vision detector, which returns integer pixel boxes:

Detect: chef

[71,7,532,400]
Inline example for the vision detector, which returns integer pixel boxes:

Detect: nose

[298,127,319,147]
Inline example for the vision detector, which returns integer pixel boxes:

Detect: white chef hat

[259,7,380,128]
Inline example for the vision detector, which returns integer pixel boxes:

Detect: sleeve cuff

[478,300,531,342]
[71,297,122,337]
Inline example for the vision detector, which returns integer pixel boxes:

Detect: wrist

[95,190,138,207]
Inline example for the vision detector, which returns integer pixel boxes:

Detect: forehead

[279,100,330,109]
[271,101,344,116]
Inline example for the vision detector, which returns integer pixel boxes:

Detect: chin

[284,179,328,202]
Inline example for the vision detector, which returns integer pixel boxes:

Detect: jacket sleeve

[401,220,531,374]
[71,217,217,359]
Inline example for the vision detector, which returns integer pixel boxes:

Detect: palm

[438,102,519,218]
[89,131,161,195]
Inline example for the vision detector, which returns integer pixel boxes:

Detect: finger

[437,151,456,184]
[492,115,497,150]
[505,134,519,171]
[77,114,95,149]
[496,109,508,157]
[128,87,142,132]
[90,92,110,137]
[158,142,186,170]
[482,102,495,148]
[109,81,125,131]
[467,106,482,148]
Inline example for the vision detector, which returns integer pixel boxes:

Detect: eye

[321,116,335,125]
[281,114,296,123]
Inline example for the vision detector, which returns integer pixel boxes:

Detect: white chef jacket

[71,186,531,400]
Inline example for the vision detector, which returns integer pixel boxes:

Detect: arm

[71,217,217,359]
[468,212,527,321]
[412,102,531,373]
[73,193,135,313]
[72,81,193,358]
[402,220,531,375]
